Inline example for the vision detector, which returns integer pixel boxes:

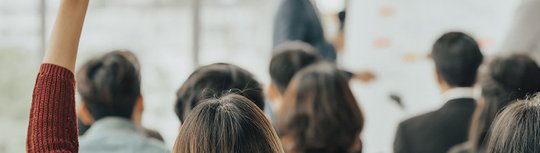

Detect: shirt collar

[441,87,475,102]
[83,117,142,137]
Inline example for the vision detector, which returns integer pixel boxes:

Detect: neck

[439,84,452,94]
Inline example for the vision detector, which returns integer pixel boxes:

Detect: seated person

[26,1,165,152]
[449,53,540,153]
[173,94,284,153]
[394,32,484,153]
[76,51,168,153]
[269,41,321,113]
[484,95,540,153]
[278,62,364,153]
[175,63,266,123]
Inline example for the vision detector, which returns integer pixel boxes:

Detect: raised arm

[27,0,88,152]
[43,0,89,72]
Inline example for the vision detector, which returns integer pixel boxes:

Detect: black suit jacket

[394,98,476,153]
[273,0,337,61]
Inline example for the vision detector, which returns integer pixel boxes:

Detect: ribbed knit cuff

[40,63,74,79]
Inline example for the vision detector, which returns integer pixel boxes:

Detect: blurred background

[0,0,521,152]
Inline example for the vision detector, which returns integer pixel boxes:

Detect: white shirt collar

[441,87,475,102]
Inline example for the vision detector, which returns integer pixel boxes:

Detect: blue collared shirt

[79,117,169,153]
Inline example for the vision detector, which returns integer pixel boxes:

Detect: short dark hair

[175,63,264,122]
[173,94,284,153]
[77,50,141,121]
[278,62,364,153]
[270,41,321,94]
[468,54,540,152]
[485,95,540,153]
[432,32,484,87]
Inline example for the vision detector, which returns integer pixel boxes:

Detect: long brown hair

[484,94,540,153]
[173,94,284,153]
[467,54,540,152]
[278,62,364,153]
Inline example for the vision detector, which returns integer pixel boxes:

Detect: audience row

[25,0,540,153]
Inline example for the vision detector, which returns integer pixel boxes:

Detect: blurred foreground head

[468,53,540,152]
[485,94,540,153]
[173,94,284,153]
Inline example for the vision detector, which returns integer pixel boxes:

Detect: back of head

[270,41,321,94]
[432,32,484,87]
[278,62,364,153]
[175,63,264,122]
[173,94,284,153]
[469,53,540,151]
[77,50,141,121]
[485,95,540,153]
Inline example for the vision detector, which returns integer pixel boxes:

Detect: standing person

[173,94,284,153]
[273,0,376,82]
[273,0,336,62]
[393,32,484,153]
[26,0,88,152]
[76,51,168,153]
[278,62,364,153]
[484,95,540,153]
[448,54,540,153]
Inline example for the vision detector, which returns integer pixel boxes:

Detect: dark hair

[173,94,284,153]
[175,63,264,122]
[278,62,364,153]
[77,50,141,121]
[468,54,540,152]
[338,10,346,30]
[270,41,321,94]
[484,95,540,153]
[432,32,484,87]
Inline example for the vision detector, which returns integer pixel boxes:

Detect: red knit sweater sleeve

[27,64,78,153]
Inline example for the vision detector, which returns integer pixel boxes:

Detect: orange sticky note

[379,6,396,17]
[374,38,392,49]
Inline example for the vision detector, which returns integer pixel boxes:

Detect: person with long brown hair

[449,53,540,153]
[278,62,364,153]
[484,95,540,153]
[173,94,284,153]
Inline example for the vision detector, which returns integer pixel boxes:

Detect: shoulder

[277,0,309,13]
[139,139,170,153]
[399,111,438,130]
[448,142,473,153]
[79,132,169,153]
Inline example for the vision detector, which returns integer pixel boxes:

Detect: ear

[78,103,94,125]
[132,95,144,126]
[435,68,444,85]
[267,82,281,103]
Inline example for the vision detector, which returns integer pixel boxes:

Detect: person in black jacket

[393,32,484,153]
[273,0,336,62]
[273,1,375,82]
